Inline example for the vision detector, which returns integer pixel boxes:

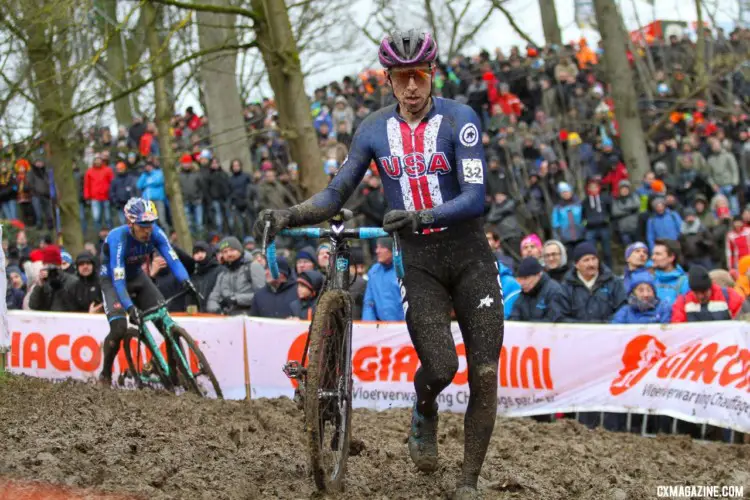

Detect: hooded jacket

[543,240,569,282]
[290,270,324,320]
[67,253,101,312]
[207,255,257,315]
[509,273,569,322]
[498,263,521,319]
[362,260,404,321]
[562,265,627,323]
[652,265,690,309]
[137,168,166,201]
[190,242,223,311]
[29,270,78,312]
[612,272,672,324]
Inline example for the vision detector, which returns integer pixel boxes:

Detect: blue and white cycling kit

[100,224,189,316]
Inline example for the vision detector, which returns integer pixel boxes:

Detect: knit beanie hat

[572,241,598,263]
[41,245,62,267]
[218,236,243,253]
[517,257,543,278]
[688,265,712,292]
[521,234,542,251]
[625,242,648,261]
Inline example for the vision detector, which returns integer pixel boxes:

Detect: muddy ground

[0,376,748,500]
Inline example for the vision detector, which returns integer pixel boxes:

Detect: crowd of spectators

[1,27,749,327]
[1,26,749,442]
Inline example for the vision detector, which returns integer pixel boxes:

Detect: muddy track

[1,376,748,499]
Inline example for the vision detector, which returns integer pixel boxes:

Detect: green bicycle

[119,289,223,398]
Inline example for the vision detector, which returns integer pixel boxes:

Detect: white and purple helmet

[378,30,438,69]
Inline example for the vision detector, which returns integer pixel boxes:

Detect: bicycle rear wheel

[304,290,353,492]
[171,326,224,399]
[122,328,174,392]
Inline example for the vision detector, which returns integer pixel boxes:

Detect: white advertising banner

[245,319,750,433]
[6,311,247,400]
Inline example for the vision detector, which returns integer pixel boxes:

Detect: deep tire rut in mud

[1,376,748,499]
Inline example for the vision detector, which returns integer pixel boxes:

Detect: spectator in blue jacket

[646,196,682,250]
[562,242,627,323]
[551,182,585,255]
[622,242,650,291]
[498,262,521,319]
[510,257,569,322]
[362,237,404,321]
[612,271,672,324]
[136,161,168,230]
[651,238,689,309]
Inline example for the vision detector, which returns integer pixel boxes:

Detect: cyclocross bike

[119,289,223,399]
[263,209,403,492]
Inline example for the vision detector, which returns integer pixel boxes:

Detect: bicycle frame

[129,292,197,387]
[264,213,404,383]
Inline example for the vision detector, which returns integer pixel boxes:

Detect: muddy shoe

[408,404,438,473]
[98,374,112,387]
[453,485,481,500]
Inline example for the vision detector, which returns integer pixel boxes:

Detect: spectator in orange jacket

[671,266,744,322]
[83,155,114,231]
[576,38,598,69]
[495,83,523,117]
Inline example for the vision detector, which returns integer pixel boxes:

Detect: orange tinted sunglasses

[389,67,433,87]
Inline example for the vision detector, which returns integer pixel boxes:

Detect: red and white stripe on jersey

[385,115,446,234]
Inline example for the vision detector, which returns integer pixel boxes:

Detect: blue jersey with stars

[305,97,487,229]
[100,224,190,310]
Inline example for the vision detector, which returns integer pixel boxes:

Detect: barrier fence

[3,311,750,435]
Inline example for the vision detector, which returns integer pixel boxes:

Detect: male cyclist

[255,30,504,499]
[98,197,200,384]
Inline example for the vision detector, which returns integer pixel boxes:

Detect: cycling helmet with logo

[124,197,159,226]
[378,30,438,68]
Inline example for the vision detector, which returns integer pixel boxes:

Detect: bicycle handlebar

[263,225,404,281]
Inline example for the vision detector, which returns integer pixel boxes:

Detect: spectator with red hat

[28,245,78,312]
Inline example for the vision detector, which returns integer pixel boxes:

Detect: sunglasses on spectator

[389,67,432,87]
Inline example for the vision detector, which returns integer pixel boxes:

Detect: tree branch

[56,40,258,126]
[491,0,539,47]
[454,4,494,56]
[149,0,258,21]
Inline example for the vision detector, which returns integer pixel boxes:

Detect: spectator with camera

[28,245,77,312]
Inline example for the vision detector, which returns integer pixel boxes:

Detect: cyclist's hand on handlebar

[383,210,421,234]
[253,209,293,242]
[127,306,143,327]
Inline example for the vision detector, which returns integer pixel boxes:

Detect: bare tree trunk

[593,0,650,183]
[24,0,83,255]
[195,0,254,172]
[694,0,706,94]
[97,0,134,127]
[539,0,562,46]
[144,1,192,251]
[250,0,326,198]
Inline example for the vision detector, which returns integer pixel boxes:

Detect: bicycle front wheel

[304,290,353,492]
[171,326,224,399]
[122,328,174,392]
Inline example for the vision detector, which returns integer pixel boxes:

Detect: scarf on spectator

[680,218,703,235]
